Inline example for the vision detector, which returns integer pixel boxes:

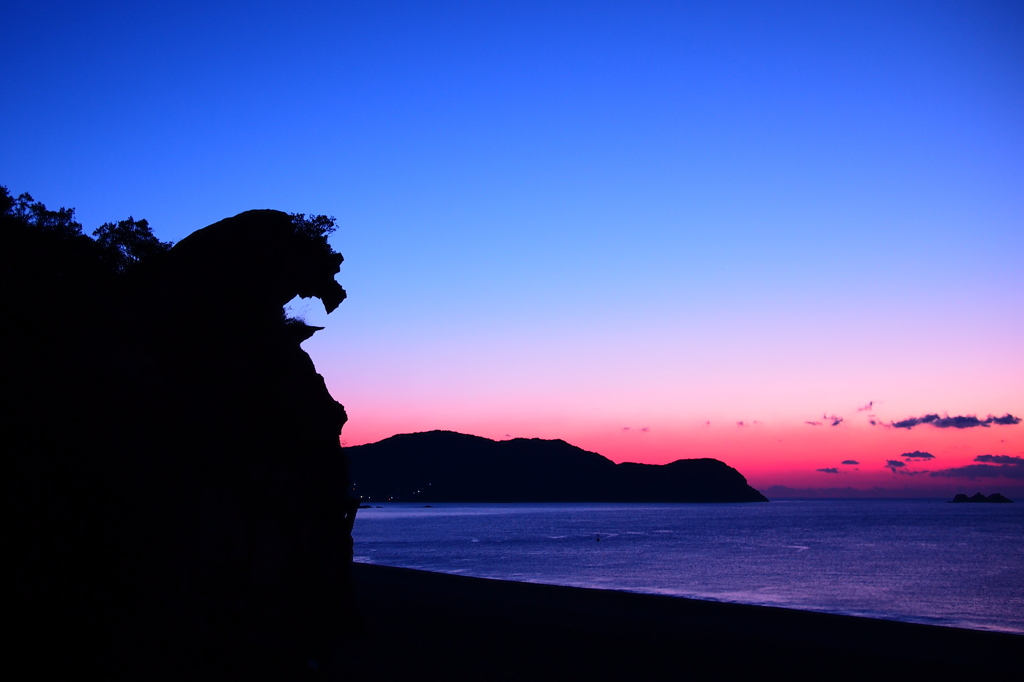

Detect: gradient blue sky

[4,1,1023,495]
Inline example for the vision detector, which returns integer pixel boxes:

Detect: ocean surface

[352,500,1024,634]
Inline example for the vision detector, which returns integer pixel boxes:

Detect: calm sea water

[352,500,1024,634]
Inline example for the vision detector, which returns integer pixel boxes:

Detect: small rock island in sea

[347,430,768,502]
[949,492,1013,503]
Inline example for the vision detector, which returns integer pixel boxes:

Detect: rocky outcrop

[950,493,1013,503]
[3,206,356,679]
[347,430,768,502]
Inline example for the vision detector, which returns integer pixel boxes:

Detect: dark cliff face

[3,207,355,679]
[347,430,768,503]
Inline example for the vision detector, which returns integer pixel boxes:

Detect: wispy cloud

[891,413,1021,429]
[884,459,929,476]
[816,467,840,474]
[977,454,1023,464]
[932,415,994,429]
[892,414,939,429]
[900,450,935,460]
[931,455,1024,479]
[857,401,874,412]
[808,414,843,426]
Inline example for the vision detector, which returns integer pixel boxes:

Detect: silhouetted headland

[347,430,768,502]
[950,492,1013,503]
[3,188,356,679]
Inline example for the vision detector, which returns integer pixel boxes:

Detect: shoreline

[349,559,1022,636]
[331,563,1021,679]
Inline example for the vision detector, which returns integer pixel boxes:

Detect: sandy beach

[331,563,1020,680]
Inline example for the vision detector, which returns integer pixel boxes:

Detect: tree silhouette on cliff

[93,216,172,272]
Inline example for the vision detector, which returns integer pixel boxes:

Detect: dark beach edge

[330,563,1021,679]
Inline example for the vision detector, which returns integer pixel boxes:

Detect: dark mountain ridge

[348,430,768,502]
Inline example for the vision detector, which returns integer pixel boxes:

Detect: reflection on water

[353,500,1024,634]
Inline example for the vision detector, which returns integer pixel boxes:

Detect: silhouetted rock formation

[3,194,356,679]
[347,430,768,502]
[950,493,1013,503]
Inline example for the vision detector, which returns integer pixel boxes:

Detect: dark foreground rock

[348,430,768,502]
[3,203,357,679]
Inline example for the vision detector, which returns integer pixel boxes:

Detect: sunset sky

[4,1,1022,496]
